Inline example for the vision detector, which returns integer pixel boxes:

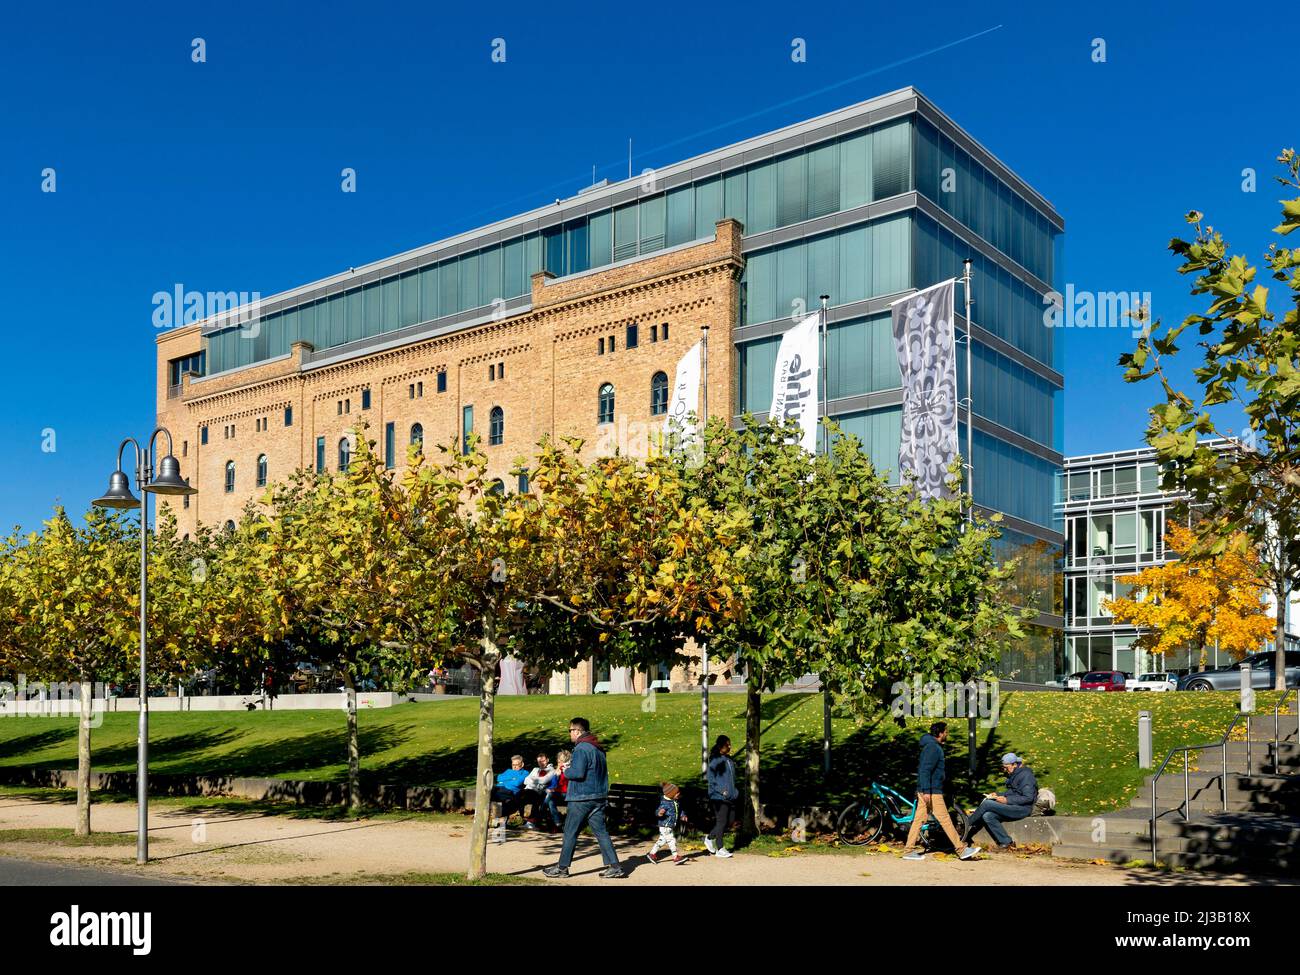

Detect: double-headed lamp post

[92,427,196,865]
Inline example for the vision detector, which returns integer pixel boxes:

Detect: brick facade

[155,221,747,693]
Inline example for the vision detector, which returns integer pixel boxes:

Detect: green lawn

[0,690,1286,817]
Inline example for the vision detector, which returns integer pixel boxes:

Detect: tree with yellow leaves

[1105,523,1275,671]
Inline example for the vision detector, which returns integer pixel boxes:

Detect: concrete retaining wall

[0,691,458,716]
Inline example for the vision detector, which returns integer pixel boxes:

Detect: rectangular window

[626,323,638,349]
[517,472,529,494]
[613,203,638,262]
[489,364,496,381]
[284,406,292,427]
[385,422,395,470]
[316,437,325,472]
[417,381,423,397]
[409,384,415,399]
[598,337,605,355]
[661,323,668,341]
[201,426,208,445]
[437,371,447,393]
[361,388,371,410]
[182,440,188,457]
[462,405,473,454]
[650,325,658,343]
[609,334,616,352]
[588,211,612,270]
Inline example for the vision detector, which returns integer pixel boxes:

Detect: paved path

[0,797,1279,886]
[0,856,189,886]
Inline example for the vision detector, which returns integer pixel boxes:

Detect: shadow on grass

[0,725,77,761]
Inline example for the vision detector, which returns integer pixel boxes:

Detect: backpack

[1034,788,1056,815]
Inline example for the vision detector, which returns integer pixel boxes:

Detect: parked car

[1177,651,1300,691]
[1078,670,1127,691]
[1128,672,1177,692]
[1064,671,1088,691]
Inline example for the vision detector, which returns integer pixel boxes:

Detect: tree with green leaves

[1120,150,1300,689]
[225,428,437,813]
[671,416,1024,838]
[394,433,738,881]
[0,509,139,835]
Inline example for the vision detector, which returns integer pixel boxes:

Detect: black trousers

[709,799,734,845]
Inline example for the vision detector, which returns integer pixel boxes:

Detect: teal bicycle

[836,782,967,851]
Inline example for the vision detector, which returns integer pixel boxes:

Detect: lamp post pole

[93,427,196,866]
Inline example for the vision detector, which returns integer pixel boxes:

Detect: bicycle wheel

[920,803,967,853]
[836,800,885,846]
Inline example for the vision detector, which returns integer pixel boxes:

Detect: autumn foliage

[1105,523,1274,670]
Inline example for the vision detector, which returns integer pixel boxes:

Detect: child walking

[647,782,685,864]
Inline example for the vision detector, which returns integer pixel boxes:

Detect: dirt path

[0,797,1266,886]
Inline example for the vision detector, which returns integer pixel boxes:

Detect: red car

[1078,670,1127,691]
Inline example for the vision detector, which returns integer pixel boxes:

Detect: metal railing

[1274,688,1297,775]
[1149,712,1246,861]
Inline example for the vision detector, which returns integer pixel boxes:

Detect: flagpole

[960,259,977,778]
[819,294,832,776]
[700,324,710,776]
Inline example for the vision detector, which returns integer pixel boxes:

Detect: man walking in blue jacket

[543,717,624,879]
[902,722,981,862]
[962,753,1038,851]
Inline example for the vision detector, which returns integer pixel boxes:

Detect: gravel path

[0,797,1266,886]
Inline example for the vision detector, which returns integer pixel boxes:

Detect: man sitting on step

[963,753,1039,851]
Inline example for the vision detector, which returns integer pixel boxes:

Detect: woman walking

[705,735,739,858]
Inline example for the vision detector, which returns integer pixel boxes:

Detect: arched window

[598,383,615,424]
[410,423,424,452]
[224,461,235,493]
[650,371,669,416]
[256,454,267,487]
[488,478,505,496]
[224,520,236,534]
[338,437,351,472]
[489,406,504,446]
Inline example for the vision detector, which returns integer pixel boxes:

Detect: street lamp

[92,427,196,864]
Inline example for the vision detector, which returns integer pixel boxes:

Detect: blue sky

[0,0,1290,532]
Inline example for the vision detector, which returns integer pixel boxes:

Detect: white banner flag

[890,279,959,500]
[768,313,820,454]
[664,339,703,443]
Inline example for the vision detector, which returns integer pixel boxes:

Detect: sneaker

[959,846,981,861]
[599,866,626,879]
[646,850,660,865]
[672,854,682,864]
[704,837,717,854]
[998,843,1016,853]
[902,851,926,861]
[524,821,537,831]
[542,866,569,879]
[714,847,733,858]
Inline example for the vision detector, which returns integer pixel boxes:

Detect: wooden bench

[603,784,709,833]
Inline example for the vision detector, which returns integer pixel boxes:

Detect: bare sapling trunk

[468,608,500,882]
[76,677,92,837]
[742,678,761,842]
[1276,578,1289,692]
[343,670,362,814]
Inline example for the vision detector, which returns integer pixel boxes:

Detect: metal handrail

[1149,712,1246,861]
[1274,688,1297,775]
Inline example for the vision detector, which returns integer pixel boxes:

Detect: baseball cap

[1001,753,1022,765]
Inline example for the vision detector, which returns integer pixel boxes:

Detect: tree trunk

[1197,641,1207,673]
[75,677,92,837]
[468,609,501,882]
[1276,578,1289,692]
[741,679,761,841]
[343,671,361,814]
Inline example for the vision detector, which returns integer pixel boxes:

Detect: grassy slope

[0,691,1285,816]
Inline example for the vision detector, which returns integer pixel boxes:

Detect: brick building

[156,86,1068,687]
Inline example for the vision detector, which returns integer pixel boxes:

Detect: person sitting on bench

[962,753,1039,851]
[491,755,531,825]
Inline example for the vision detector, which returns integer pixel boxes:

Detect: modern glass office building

[187,86,1066,683]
